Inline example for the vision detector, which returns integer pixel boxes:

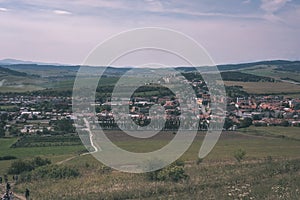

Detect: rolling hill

[0,59,299,94]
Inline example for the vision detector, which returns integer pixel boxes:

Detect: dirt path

[13,192,26,200]
[56,118,100,165]
[83,118,101,153]
[56,155,78,165]
[0,182,26,200]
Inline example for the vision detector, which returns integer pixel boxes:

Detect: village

[0,86,299,137]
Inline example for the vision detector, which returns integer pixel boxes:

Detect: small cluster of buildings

[0,95,73,135]
[227,96,300,127]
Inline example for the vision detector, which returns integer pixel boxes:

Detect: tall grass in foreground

[14,157,300,199]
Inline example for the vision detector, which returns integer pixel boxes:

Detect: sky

[0,0,299,65]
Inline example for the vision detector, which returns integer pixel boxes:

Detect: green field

[0,85,44,92]
[240,126,300,140]
[0,137,85,175]
[224,81,300,95]
[242,66,300,82]
[0,127,299,199]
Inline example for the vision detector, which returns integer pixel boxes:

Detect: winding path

[82,118,101,154]
[56,118,100,165]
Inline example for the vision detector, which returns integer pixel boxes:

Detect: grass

[0,137,85,175]
[1,128,300,199]
[224,81,300,94]
[239,126,300,140]
[0,85,44,93]
[242,67,300,82]
[0,105,18,110]
[11,135,82,148]
[13,155,300,199]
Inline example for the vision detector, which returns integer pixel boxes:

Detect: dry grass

[9,128,300,199]
[14,156,300,200]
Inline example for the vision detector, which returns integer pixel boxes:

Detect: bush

[32,157,51,167]
[7,157,51,174]
[20,165,80,182]
[234,149,246,163]
[98,165,112,174]
[146,160,188,182]
[8,160,34,174]
[196,158,203,165]
[0,156,17,161]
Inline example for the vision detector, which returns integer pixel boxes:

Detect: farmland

[243,67,300,83]
[224,81,300,95]
[0,137,85,175]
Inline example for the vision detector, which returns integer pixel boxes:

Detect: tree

[239,117,252,128]
[280,120,289,127]
[54,119,75,134]
[21,113,29,120]
[0,113,8,121]
[9,127,19,136]
[0,127,5,138]
[224,118,234,130]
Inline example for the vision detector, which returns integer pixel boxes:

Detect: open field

[242,66,300,82]
[0,85,44,93]
[0,105,18,110]
[240,126,300,140]
[0,127,299,199]
[224,81,300,94]
[104,130,300,161]
[0,137,85,175]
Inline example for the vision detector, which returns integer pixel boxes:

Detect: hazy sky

[0,0,299,65]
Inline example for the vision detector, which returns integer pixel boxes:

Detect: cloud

[260,0,291,13]
[0,7,8,12]
[260,0,292,22]
[144,0,164,12]
[0,0,299,64]
[243,0,251,4]
[53,10,72,15]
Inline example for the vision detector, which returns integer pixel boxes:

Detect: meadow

[242,66,300,83]
[0,127,299,199]
[224,81,300,95]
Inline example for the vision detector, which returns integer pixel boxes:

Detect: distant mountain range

[1,58,299,68]
[0,58,65,66]
[0,59,299,74]
[0,58,299,93]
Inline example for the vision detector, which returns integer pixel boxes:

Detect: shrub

[146,160,188,182]
[20,165,80,182]
[8,160,34,174]
[196,158,203,165]
[7,157,51,174]
[0,156,17,161]
[98,165,112,174]
[32,157,51,167]
[160,165,188,182]
[234,149,246,163]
